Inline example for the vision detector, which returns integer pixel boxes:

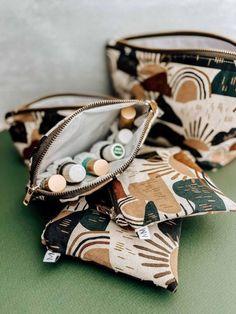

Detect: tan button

[85,159,110,176]
[119,106,136,129]
[93,159,110,176]
[41,174,67,192]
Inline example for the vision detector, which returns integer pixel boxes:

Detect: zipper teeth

[116,42,236,58]
[31,99,153,195]
[115,31,236,58]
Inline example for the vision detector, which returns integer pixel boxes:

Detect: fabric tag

[136,226,151,239]
[157,107,164,118]
[43,250,61,263]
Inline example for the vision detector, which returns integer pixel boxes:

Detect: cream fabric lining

[36,102,149,192]
[28,95,105,109]
[127,35,236,52]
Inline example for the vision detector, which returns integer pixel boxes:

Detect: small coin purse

[41,195,182,292]
[5,93,112,166]
[23,99,158,205]
[98,145,236,230]
[106,31,236,169]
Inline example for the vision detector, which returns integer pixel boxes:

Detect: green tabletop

[0,131,236,314]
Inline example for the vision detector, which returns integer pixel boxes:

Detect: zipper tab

[23,184,39,206]
[146,100,158,114]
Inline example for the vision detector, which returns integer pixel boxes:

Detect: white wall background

[0,0,235,127]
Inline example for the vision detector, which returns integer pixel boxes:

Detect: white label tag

[43,250,61,263]
[136,226,151,240]
[157,107,164,118]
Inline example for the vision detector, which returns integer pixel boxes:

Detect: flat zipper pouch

[41,195,182,292]
[5,93,112,166]
[23,99,158,205]
[106,31,236,170]
[101,145,236,230]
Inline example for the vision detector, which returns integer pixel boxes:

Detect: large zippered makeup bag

[106,31,236,170]
[23,99,158,205]
[5,93,113,166]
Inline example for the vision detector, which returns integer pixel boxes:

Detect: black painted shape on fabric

[197,160,222,170]
[43,211,85,254]
[136,150,162,160]
[39,111,65,135]
[146,122,202,159]
[167,279,178,293]
[147,122,184,148]
[211,70,236,97]
[117,47,139,76]
[79,208,110,231]
[9,122,27,143]
[211,128,236,145]
[29,135,48,181]
[141,72,172,96]
[143,201,160,226]
[158,219,182,242]
[87,184,114,212]
[156,95,183,126]
[172,179,226,213]
[23,140,41,161]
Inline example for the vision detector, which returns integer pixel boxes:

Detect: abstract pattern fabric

[101,146,236,229]
[42,196,182,292]
[5,94,109,165]
[106,37,236,169]
[5,109,73,164]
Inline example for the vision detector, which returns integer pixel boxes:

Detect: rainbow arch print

[169,67,211,102]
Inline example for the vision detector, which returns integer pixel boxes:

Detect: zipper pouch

[23,99,158,205]
[41,194,182,292]
[100,145,236,230]
[106,31,236,170]
[5,93,112,166]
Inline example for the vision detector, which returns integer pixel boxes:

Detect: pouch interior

[26,94,108,110]
[125,33,236,52]
[36,102,150,192]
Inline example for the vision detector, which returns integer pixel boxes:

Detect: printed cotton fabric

[100,146,236,229]
[42,196,182,292]
[5,108,76,165]
[106,42,236,169]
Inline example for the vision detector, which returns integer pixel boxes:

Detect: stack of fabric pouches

[5,31,236,292]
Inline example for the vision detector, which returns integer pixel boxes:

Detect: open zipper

[112,30,236,60]
[23,99,157,205]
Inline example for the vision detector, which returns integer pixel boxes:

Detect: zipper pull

[23,184,39,206]
[146,100,158,114]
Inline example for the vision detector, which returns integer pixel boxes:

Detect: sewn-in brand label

[136,226,151,240]
[157,107,164,118]
[43,250,61,263]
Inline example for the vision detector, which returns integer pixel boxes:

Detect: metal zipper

[23,99,157,205]
[23,185,40,206]
[114,30,236,59]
